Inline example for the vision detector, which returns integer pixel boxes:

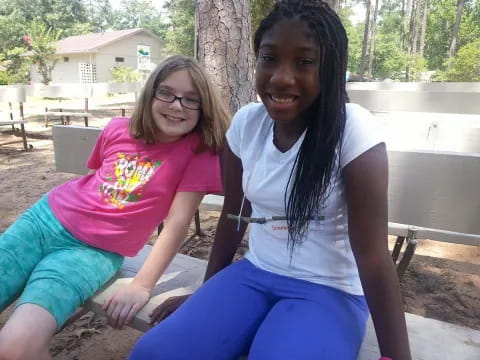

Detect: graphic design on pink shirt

[99,152,162,209]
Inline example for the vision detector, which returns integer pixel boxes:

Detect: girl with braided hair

[129,1,411,359]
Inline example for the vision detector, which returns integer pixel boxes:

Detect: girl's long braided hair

[254,0,349,253]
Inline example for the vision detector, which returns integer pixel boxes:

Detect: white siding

[95,33,164,82]
[30,31,164,84]
[29,64,42,83]
[30,54,95,84]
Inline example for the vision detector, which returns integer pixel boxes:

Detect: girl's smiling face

[151,70,201,143]
[255,19,321,125]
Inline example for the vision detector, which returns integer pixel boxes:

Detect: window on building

[79,63,97,83]
[115,57,125,63]
[63,57,69,62]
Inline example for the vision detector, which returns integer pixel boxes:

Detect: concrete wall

[372,112,480,153]
[0,86,26,103]
[347,82,480,115]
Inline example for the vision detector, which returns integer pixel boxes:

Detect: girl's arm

[103,190,205,329]
[343,142,412,360]
[204,143,251,280]
[149,144,250,323]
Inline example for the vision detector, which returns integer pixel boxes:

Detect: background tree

[2,47,31,84]
[84,0,115,33]
[196,0,256,114]
[438,39,480,81]
[2,0,89,34]
[406,0,419,55]
[112,0,165,37]
[339,5,363,73]
[367,0,379,78]
[163,0,195,56]
[418,0,429,57]
[251,0,275,33]
[26,21,62,85]
[447,0,465,66]
[358,0,372,77]
[1,0,479,84]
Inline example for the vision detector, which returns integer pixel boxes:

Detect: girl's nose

[270,65,295,87]
[168,98,183,111]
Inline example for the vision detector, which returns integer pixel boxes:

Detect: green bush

[3,47,31,84]
[0,71,9,85]
[436,40,480,82]
[407,54,428,82]
[110,66,142,83]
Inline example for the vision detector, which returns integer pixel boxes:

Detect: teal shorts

[0,195,124,330]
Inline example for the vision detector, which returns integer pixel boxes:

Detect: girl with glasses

[130,1,411,360]
[0,55,230,360]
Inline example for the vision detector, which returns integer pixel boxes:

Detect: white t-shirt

[226,102,383,295]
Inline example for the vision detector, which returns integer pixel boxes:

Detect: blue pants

[129,259,369,360]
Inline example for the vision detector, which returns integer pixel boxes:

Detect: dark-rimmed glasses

[153,88,201,110]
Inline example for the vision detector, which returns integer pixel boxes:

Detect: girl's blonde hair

[129,55,230,152]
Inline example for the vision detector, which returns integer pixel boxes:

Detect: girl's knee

[0,330,47,360]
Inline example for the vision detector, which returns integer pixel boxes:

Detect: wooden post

[19,102,28,151]
[84,98,89,127]
[8,102,14,131]
[44,106,49,127]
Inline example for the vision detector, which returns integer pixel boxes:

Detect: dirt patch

[0,109,479,359]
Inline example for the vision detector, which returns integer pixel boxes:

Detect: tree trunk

[358,0,371,78]
[413,0,423,54]
[447,0,465,66]
[402,0,413,51]
[405,0,420,81]
[407,0,420,55]
[367,0,379,78]
[196,0,257,114]
[418,0,428,57]
[400,0,405,48]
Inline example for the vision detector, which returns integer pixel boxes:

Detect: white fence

[22,82,143,98]
[346,82,480,114]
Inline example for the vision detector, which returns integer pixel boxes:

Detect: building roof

[54,28,159,55]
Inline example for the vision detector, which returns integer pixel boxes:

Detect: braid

[254,0,349,253]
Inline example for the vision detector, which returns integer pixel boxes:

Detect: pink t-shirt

[49,118,222,256]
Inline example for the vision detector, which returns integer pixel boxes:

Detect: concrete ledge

[86,247,480,360]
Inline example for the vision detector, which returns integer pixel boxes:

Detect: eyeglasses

[153,88,201,110]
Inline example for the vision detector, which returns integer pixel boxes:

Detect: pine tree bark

[358,0,371,78]
[447,0,465,66]
[196,0,256,114]
[367,0,379,78]
[414,0,423,54]
[402,0,413,50]
[418,0,428,57]
[400,0,405,48]
[407,0,420,55]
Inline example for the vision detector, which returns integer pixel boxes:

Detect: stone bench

[52,124,480,359]
[85,246,480,360]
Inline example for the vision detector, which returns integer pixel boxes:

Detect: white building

[29,28,164,84]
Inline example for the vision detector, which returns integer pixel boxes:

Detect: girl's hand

[102,282,151,329]
[149,294,190,325]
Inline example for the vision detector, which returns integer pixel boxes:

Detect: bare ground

[0,107,479,359]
